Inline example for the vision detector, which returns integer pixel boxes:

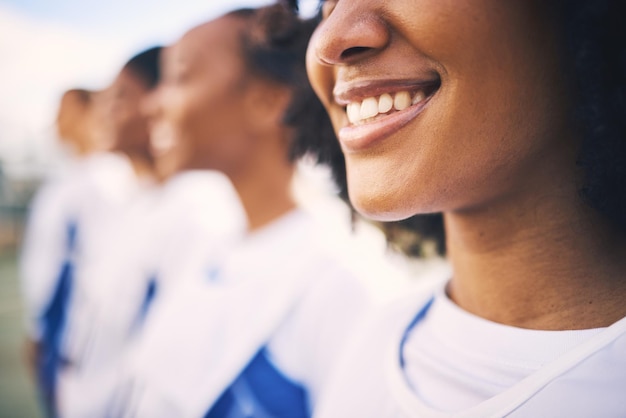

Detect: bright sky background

[0,0,317,175]
[0,0,446,292]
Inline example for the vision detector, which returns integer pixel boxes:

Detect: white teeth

[393,91,411,111]
[378,93,393,114]
[347,102,360,124]
[360,97,379,120]
[150,123,176,155]
[412,91,426,105]
[346,89,431,124]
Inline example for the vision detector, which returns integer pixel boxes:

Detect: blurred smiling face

[56,91,87,146]
[148,15,258,177]
[106,68,151,155]
[307,0,573,221]
[143,47,179,177]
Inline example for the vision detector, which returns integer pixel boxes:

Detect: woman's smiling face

[147,16,259,177]
[307,0,573,221]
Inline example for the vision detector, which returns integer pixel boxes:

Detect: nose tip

[311,7,389,66]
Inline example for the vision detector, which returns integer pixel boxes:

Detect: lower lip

[337,97,433,153]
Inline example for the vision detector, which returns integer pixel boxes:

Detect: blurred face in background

[87,89,114,152]
[143,47,180,179]
[56,89,92,154]
[105,67,152,157]
[146,15,264,178]
[57,89,111,155]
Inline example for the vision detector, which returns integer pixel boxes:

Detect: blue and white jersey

[20,152,136,415]
[34,220,78,415]
[52,154,144,376]
[72,209,371,418]
[314,279,626,418]
[204,347,308,418]
[20,152,132,340]
[56,171,245,417]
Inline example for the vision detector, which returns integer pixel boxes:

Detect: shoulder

[510,317,626,417]
[80,153,138,201]
[160,171,246,238]
[291,218,374,321]
[313,282,442,418]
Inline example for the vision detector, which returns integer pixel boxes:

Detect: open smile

[333,78,440,152]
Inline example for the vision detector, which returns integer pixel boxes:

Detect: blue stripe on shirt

[131,275,159,333]
[205,347,309,418]
[37,221,77,417]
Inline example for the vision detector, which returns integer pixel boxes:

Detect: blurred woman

[55,89,101,156]
[56,43,246,417]
[19,86,125,417]
[21,88,95,346]
[81,4,371,418]
[21,88,105,338]
[306,0,626,416]
[21,48,163,418]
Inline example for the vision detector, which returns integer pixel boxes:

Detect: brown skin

[143,47,180,181]
[56,89,102,156]
[88,90,115,153]
[25,90,102,383]
[147,15,295,230]
[307,0,626,330]
[105,68,156,178]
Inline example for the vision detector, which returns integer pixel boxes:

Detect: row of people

[21,0,626,417]
[22,3,378,417]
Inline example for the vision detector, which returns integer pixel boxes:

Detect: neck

[125,150,156,180]
[74,143,90,157]
[229,153,296,232]
[445,174,626,330]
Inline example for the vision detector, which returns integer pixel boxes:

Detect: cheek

[305,32,320,84]
[305,36,331,107]
[162,88,231,170]
[110,103,127,131]
[317,1,570,221]
[161,89,206,153]
[113,96,143,126]
[343,91,538,220]
[110,106,134,143]
[161,89,194,133]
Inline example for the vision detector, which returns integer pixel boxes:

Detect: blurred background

[0,1,322,416]
[0,1,439,416]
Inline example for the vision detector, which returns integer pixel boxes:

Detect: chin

[346,165,448,222]
[345,159,427,222]
[348,184,420,222]
[154,150,186,179]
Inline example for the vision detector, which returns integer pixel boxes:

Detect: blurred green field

[0,251,42,418]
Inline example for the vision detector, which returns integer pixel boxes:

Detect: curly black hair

[227,4,337,164]
[293,0,626,258]
[227,2,443,257]
[559,0,626,233]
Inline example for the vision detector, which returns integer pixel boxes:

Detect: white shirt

[58,209,371,418]
[61,170,245,378]
[314,280,626,418]
[403,287,604,413]
[19,152,132,339]
[55,154,144,374]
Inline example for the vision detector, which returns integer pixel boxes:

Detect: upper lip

[333,77,441,106]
